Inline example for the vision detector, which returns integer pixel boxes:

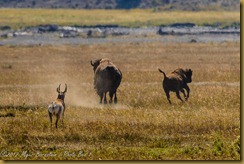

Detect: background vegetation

[0,0,240,11]
[0,9,240,29]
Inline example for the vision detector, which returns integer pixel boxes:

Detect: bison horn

[90,60,94,66]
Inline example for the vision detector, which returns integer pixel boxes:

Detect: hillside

[0,0,240,11]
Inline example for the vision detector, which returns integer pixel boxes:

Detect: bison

[90,58,122,104]
[158,68,192,104]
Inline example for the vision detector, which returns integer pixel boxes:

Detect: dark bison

[90,58,122,104]
[158,68,193,104]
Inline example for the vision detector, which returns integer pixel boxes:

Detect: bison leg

[164,89,171,104]
[99,92,104,104]
[180,89,187,101]
[184,85,190,101]
[104,92,107,104]
[176,91,184,103]
[109,91,114,103]
[114,91,118,104]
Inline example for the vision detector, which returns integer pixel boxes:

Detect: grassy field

[0,9,240,29]
[0,41,240,160]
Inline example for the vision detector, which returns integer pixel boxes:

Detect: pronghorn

[48,84,67,128]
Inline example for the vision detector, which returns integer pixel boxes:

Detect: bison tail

[106,66,119,76]
[158,68,167,79]
[106,66,115,71]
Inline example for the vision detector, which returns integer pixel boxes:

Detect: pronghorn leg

[62,107,65,124]
[48,112,52,128]
[55,115,60,129]
[63,104,65,118]
[61,105,65,127]
[62,114,64,124]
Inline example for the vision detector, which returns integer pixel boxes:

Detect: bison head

[173,68,193,83]
[90,59,102,73]
[185,69,193,83]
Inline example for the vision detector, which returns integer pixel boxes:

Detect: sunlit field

[0,42,240,160]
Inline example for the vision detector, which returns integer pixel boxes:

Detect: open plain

[0,41,240,160]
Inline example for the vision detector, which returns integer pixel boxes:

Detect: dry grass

[0,42,240,160]
[0,9,240,29]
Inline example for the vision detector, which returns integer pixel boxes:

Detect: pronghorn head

[56,84,67,101]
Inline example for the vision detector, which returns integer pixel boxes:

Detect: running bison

[158,68,193,104]
[90,58,122,104]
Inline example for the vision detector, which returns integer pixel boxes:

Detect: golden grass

[0,9,240,29]
[0,42,240,160]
